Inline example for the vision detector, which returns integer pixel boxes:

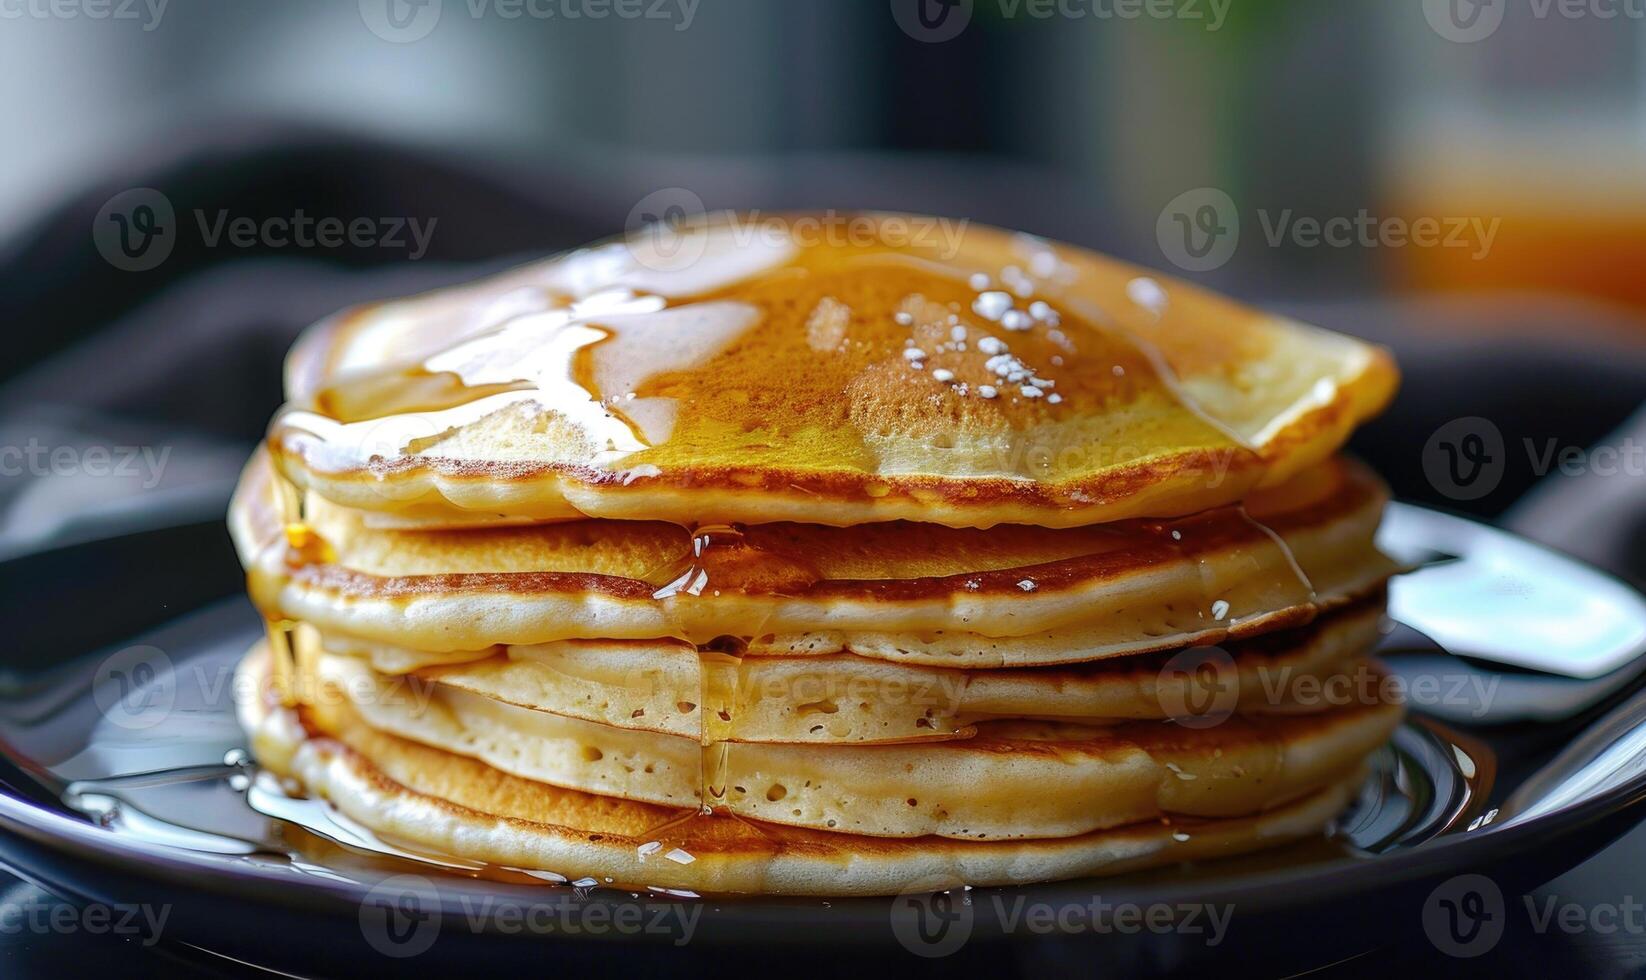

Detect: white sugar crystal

[1001,265,1034,297]
[1127,276,1168,314]
[1001,310,1033,331]
[972,291,1013,321]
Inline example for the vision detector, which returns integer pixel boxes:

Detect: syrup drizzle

[640,526,792,851]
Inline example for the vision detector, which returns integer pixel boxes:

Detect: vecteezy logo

[888,0,973,43]
[359,874,442,958]
[1422,874,1505,957]
[889,876,973,958]
[1156,645,1239,729]
[1423,416,1506,501]
[1424,0,1507,43]
[92,188,175,272]
[624,187,709,273]
[91,645,177,731]
[360,0,443,42]
[1157,188,1240,273]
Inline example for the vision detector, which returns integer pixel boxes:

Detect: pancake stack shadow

[230,215,1405,896]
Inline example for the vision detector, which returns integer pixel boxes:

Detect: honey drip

[261,457,334,710]
[637,526,771,850]
[264,618,298,709]
[262,462,306,708]
[1137,507,1319,640]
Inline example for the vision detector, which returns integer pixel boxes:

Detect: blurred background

[0,6,1642,975]
[0,0,1641,579]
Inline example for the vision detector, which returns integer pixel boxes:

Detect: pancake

[266,214,1396,530]
[299,645,1398,840]
[241,647,1369,895]
[232,450,1397,663]
[317,601,1386,742]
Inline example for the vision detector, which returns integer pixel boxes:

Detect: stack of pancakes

[231,215,1403,896]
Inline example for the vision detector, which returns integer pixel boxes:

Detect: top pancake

[267,213,1397,529]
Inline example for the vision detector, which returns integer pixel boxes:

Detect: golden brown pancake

[281,643,1399,840]
[241,647,1371,896]
[232,450,1397,662]
[266,215,1396,529]
[314,600,1386,742]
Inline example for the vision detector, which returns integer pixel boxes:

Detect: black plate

[1,521,1645,976]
